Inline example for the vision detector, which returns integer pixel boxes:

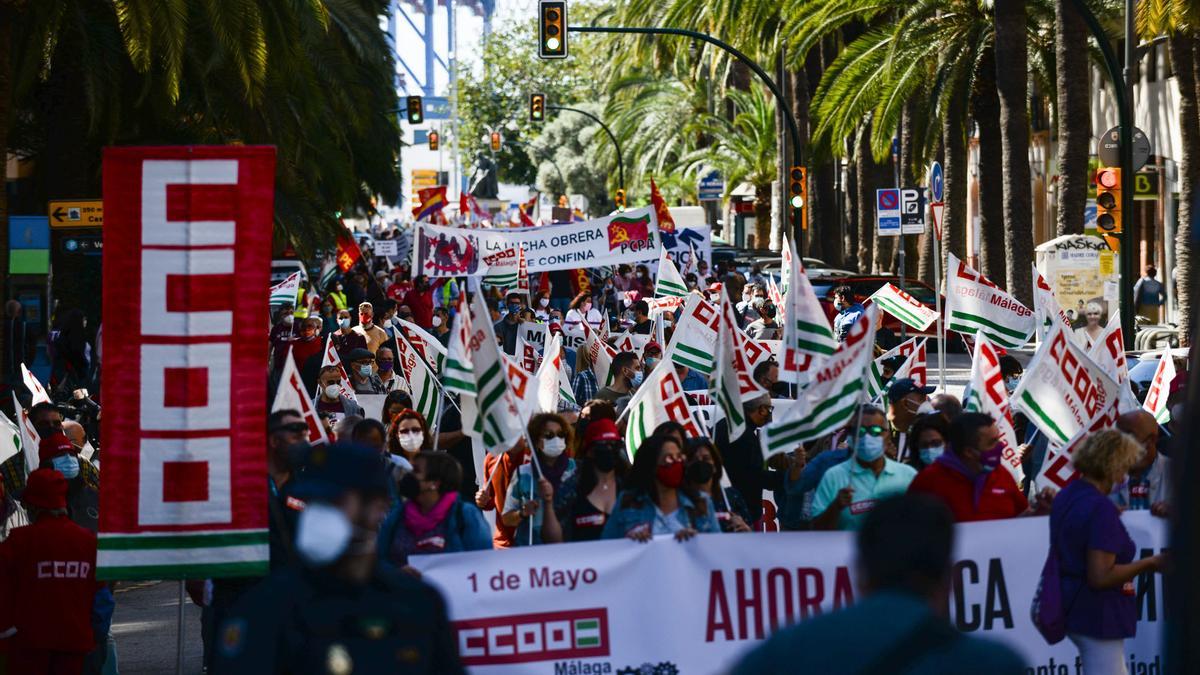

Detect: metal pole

[176,580,186,675]
[546,105,624,191]
[567,25,806,255]
[422,0,435,97]
[893,137,906,341]
[934,204,946,390]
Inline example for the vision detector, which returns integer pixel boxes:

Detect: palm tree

[994,0,1035,305]
[1054,0,1091,237]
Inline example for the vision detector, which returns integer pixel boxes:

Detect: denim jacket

[377,497,493,566]
[601,489,721,539]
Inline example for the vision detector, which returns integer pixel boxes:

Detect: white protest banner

[413,207,661,277]
[1141,350,1177,425]
[413,513,1168,675]
[1087,312,1140,413]
[355,394,388,423]
[272,348,330,446]
[518,322,548,351]
[1011,323,1119,446]
[962,335,1024,483]
[20,363,51,405]
[320,335,358,403]
[372,239,399,257]
[867,283,938,331]
[762,306,877,458]
[654,247,689,298]
[665,294,719,375]
[945,253,1035,349]
[1032,264,1073,342]
[780,236,835,383]
[623,360,706,457]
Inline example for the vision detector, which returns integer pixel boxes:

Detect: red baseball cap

[583,418,621,448]
[22,468,68,510]
[39,432,76,465]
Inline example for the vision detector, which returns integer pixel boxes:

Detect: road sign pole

[933,201,946,391]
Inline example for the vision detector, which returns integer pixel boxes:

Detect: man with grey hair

[1114,409,1170,516]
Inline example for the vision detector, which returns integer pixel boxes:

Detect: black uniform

[214,562,463,674]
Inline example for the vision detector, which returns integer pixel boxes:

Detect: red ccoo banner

[99,146,276,580]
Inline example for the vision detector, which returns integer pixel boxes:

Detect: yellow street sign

[49,199,103,229]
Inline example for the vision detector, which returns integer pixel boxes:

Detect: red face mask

[359,314,372,325]
[655,458,685,488]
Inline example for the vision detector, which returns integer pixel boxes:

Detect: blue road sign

[877,189,899,210]
[697,171,725,201]
[929,162,944,202]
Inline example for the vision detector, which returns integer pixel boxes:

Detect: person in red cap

[38,432,100,534]
[0,468,101,674]
[545,418,629,543]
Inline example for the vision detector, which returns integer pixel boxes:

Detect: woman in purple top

[1051,430,1167,674]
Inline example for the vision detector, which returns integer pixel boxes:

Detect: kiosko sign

[99,146,275,579]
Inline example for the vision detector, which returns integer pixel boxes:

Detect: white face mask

[539,298,550,308]
[338,318,351,329]
[915,399,937,416]
[323,384,341,400]
[294,502,352,566]
[431,316,443,328]
[541,437,566,458]
[398,431,424,452]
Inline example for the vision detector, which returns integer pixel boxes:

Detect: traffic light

[1095,167,1121,235]
[530,93,546,122]
[428,130,439,151]
[788,166,808,231]
[614,188,626,211]
[538,1,568,59]
[405,96,424,124]
[490,131,502,152]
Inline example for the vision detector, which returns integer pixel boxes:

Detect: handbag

[1031,495,1081,644]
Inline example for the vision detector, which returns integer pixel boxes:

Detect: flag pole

[935,235,946,391]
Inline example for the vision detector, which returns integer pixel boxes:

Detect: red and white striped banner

[99,146,276,579]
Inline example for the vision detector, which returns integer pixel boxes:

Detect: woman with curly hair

[501,413,576,546]
[1051,429,1168,673]
[387,409,433,463]
[602,435,719,541]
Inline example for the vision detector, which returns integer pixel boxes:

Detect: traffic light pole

[546,104,624,193]
[567,25,806,255]
[1068,0,1135,349]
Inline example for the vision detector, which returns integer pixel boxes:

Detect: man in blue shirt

[731,494,1025,674]
[832,286,865,342]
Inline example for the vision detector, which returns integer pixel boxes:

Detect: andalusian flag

[269,271,301,307]
[945,253,1034,349]
[654,247,688,298]
[664,294,718,375]
[318,258,338,292]
[868,283,938,331]
[780,235,835,383]
[622,360,706,459]
[762,305,877,458]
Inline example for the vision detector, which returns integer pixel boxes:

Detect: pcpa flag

[665,294,719,376]
[1141,350,1177,425]
[1011,322,1119,447]
[1032,264,1073,341]
[654,247,689,298]
[762,305,878,458]
[780,235,836,383]
[320,335,358,403]
[868,283,938,331]
[269,271,301,307]
[272,348,330,446]
[622,360,706,459]
[535,334,577,413]
[1087,313,1140,413]
[945,253,1035,349]
[962,335,1024,483]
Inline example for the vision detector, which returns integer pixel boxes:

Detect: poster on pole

[99,146,276,579]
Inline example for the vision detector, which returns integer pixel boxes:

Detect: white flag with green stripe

[780,235,835,384]
[1011,322,1119,447]
[655,247,689,298]
[664,294,718,375]
[269,271,301,307]
[395,329,442,427]
[961,334,1024,482]
[319,257,338,291]
[582,321,617,386]
[622,360,707,459]
[868,283,938,331]
[711,293,763,440]
[1141,350,1176,425]
[445,293,526,455]
[396,318,447,374]
[867,337,927,401]
[1033,264,1073,342]
[762,305,878,458]
[481,246,521,289]
[535,334,578,413]
[945,253,1034,349]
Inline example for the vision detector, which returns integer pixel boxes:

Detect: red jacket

[0,515,100,653]
[400,288,434,329]
[908,461,1029,522]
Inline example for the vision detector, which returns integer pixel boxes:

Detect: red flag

[518,193,538,227]
[335,229,363,273]
[649,177,675,233]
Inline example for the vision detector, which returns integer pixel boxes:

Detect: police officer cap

[289,442,391,501]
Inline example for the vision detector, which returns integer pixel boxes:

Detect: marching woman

[550,419,629,542]
[904,413,950,472]
[564,292,603,333]
[684,438,752,533]
[378,452,492,569]
[501,414,576,546]
[387,409,433,464]
[602,435,720,541]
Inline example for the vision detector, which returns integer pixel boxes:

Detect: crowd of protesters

[0,239,1188,675]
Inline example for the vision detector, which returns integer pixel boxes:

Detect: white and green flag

[780,235,836,384]
[534,334,578,413]
[1032,264,1073,342]
[762,305,878,458]
[1011,322,1119,447]
[868,283,938,331]
[481,246,522,289]
[396,318,447,374]
[622,360,707,459]
[654,247,689,298]
[445,294,526,456]
[0,408,21,469]
[945,253,1035,349]
[1086,312,1141,413]
[1141,350,1177,425]
[269,271,301,307]
[867,337,927,401]
[395,329,442,427]
[582,320,617,386]
[665,294,719,375]
[962,334,1024,483]
[711,293,765,440]
[318,258,338,291]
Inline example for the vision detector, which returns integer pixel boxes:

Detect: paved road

[110,580,204,675]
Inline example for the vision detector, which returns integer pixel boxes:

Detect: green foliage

[528,104,616,212]
[679,86,777,197]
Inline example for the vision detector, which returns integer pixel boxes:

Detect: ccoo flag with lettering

[269,271,301,307]
[100,146,275,579]
[664,294,719,375]
[534,334,577,413]
[1086,312,1141,413]
[867,337,927,401]
[780,235,836,383]
[395,329,442,426]
[961,335,1024,483]
[272,348,330,446]
[1141,350,1176,425]
[762,305,878,458]
[1032,264,1073,342]
[622,360,706,459]
[710,293,764,440]
[320,335,357,403]
[945,253,1035,349]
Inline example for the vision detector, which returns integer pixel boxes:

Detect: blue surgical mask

[358,364,373,377]
[854,434,885,462]
[1004,377,1020,393]
[508,303,522,314]
[629,370,644,388]
[644,357,659,369]
[52,454,80,480]
[919,445,945,466]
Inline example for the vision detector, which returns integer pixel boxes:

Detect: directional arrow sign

[48,199,104,229]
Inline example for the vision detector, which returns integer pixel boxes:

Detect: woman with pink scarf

[377,451,492,569]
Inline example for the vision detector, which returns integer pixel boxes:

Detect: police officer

[214,443,463,674]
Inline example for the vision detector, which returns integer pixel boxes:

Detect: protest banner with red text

[100,146,275,579]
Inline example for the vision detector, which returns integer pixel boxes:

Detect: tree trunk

[917,140,942,285]
[974,48,1006,280]
[856,128,876,273]
[753,183,772,250]
[943,82,969,274]
[1054,0,1090,236]
[845,139,859,269]
[994,0,1035,304]
[1172,35,1197,346]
